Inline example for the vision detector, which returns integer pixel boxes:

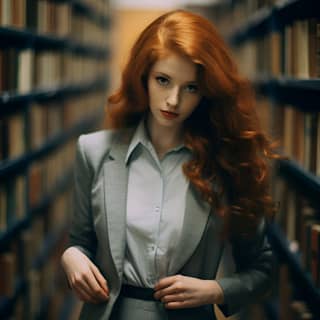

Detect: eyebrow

[153,71,198,84]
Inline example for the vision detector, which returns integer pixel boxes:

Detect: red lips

[160,110,178,119]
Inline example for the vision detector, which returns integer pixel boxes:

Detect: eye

[185,84,199,93]
[155,76,169,86]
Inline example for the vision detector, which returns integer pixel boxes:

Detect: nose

[166,87,179,108]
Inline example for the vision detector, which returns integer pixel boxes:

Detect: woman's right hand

[61,246,109,304]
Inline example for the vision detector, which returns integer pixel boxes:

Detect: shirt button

[155,206,160,213]
[150,245,156,252]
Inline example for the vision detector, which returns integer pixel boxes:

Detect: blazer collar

[103,128,134,279]
[168,185,211,275]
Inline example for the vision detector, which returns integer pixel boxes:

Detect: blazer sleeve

[215,218,274,316]
[66,135,97,260]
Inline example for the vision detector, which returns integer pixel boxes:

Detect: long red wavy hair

[106,10,279,238]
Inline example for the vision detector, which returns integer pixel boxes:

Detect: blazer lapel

[168,184,211,275]
[103,129,133,279]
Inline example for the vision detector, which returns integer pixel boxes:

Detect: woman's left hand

[153,275,224,309]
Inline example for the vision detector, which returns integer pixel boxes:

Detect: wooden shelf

[255,77,320,112]
[0,76,108,116]
[277,158,320,206]
[267,222,320,318]
[0,170,72,250]
[0,108,104,179]
[228,0,320,45]
[0,26,109,58]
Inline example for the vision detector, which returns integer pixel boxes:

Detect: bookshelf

[0,0,111,319]
[187,0,320,319]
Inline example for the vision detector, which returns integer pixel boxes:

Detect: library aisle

[0,0,111,319]
[1,1,319,320]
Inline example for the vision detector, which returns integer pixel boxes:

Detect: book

[308,18,319,78]
[284,24,294,77]
[29,161,43,208]
[316,114,320,176]
[1,49,18,92]
[292,108,305,166]
[1,0,11,26]
[279,264,293,320]
[15,174,26,220]
[12,0,26,28]
[0,252,16,297]
[270,30,281,77]
[56,3,71,37]
[0,50,3,92]
[0,183,7,232]
[283,104,295,158]
[28,269,41,318]
[8,112,26,159]
[17,49,34,93]
[293,20,309,79]
[303,113,318,173]
[20,230,33,278]
[311,224,320,286]
[299,204,319,270]
[26,0,38,31]
[0,117,7,160]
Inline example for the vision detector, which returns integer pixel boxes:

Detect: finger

[71,275,104,302]
[74,285,101,304]
[84,271,109,301]
[164,301,189,309]
[90,264,109,295]
[161,292,187,303]
[154,276,184,300]
[70,273,95,295]
[154,284,179,300]
[154,275,177,290]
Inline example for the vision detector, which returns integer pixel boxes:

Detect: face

[147,53,202,133]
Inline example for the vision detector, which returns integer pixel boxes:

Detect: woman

[61,9,278,320]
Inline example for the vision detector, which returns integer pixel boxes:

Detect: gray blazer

[67,128,274,320]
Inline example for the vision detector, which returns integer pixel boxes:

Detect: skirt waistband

[120,284,157,301]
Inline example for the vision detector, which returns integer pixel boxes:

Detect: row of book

[235,18,320,79]
[0,92,106,161]
[256,96,320,176]
[255,96,320,288]
[255,96,320,320]
[0,48,108,94]
[272,175,320,287]
[205,0,278,40]
[0,0,71,35]
[0,0,109,44]
[0,140,74,232]
[0,0,110,319]
[72,8,109,46]
[276,104,320,176]
[0,192,73,319]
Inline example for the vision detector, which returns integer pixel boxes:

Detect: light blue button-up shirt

[123,119,192,288]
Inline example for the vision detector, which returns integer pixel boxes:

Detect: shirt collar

[125,117,149,164]
[125,117,191,164]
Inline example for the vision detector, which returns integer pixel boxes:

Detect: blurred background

[0,0,319,319]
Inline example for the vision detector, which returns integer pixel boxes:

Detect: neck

[146,114,184,156]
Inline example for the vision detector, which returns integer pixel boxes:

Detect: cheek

[183,96,201,114]
[148,84,165,105]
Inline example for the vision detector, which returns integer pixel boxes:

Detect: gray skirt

[109,295,215,320]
